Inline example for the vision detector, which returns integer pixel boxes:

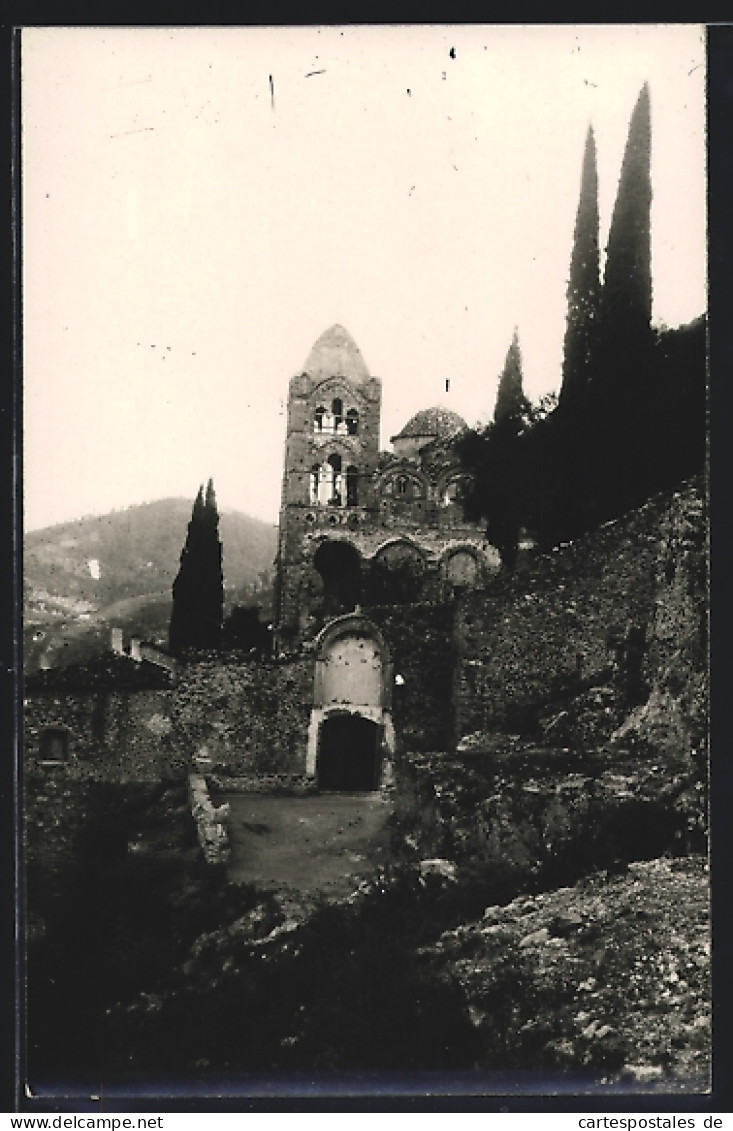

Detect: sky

[22,24,706,532]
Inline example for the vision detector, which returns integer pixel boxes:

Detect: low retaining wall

[188,773,231,864]
[207,772,318,795]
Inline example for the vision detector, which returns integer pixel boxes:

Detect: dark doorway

[318,714,381,791]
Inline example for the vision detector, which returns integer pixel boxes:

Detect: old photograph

[21,25,708,1103]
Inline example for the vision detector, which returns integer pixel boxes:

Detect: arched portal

[317,714,381,790]
[307,614,395,787]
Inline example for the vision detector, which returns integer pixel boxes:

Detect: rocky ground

[422,854,710,1092]
[25,771,710,1092]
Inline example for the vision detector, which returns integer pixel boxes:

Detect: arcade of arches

[308,536,484,628]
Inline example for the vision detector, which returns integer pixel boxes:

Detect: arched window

[328,454,343,506]
[443,549,480,589]
[443,478,466,505]
[370,541,427,605]
[346,465,359,507]
[318,462,333,506]
[309,464,320,504]
[346,409,359,436]
[396,475,410,498]
[314,406,326,432]
[331,398,343,430]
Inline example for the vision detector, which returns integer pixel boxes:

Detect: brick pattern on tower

[274,325,499,649]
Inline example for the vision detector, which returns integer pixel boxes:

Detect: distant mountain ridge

[24,498,278,671]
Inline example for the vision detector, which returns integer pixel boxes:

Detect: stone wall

[24,773,93,882]
[170,610,458,772]
[170,652,314,776]
[453,484,704,742]
[369,603,456,752]
[394,742,706,885]
[24,688,180,781]
[612,484,707,758]
[23,482,704,790]
[207,772,317,794]
[23,604,457,784]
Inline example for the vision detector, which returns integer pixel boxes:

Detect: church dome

[392,405,468,443]
[302,324,371,383]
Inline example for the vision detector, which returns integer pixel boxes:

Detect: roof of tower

[302,324,371,383]
[392,405,468,443]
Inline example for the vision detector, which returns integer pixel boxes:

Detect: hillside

[24,499,278,670]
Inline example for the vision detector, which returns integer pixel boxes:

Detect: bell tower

[274,325,382,645]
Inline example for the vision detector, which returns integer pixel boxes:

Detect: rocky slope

[423,856,710,1091]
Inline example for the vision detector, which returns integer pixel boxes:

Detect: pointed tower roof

[302,324,371,383]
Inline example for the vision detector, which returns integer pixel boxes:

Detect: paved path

[214,792,393,898]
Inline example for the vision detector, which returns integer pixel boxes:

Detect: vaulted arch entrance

[317,713,381,791]
[307,613,395,789]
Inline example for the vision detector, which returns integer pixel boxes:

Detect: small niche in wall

[39,727,70,764]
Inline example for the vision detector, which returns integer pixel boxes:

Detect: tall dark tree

[579,84,654,524]
[459,331,532,570]
[462,83,702,558]
[559,126,600,411]
[494,328,531,425]
[597,82,653,392]
[169,479,224,653]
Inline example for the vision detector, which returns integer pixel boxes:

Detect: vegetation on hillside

[23,498,277,669]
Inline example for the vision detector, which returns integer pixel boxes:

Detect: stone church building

[24,322,692,798]
[26,322,499,794]
[274,323,498,650]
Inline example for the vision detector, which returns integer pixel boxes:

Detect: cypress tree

[169,479,224,653]
[203,477,225,639]
[598,83,653,383]
[589,84,654,520]
[559,126,600,411]
[457,330,531,570]
[494,328,530,426]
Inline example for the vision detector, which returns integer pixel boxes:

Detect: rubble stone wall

[454,483,704,743]
[24,689,180,781]
[369,604,456,752]
[170,653,314,776]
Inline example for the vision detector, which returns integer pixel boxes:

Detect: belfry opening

[317,714,382,791]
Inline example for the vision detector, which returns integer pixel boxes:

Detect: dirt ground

[214,791,394,898]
